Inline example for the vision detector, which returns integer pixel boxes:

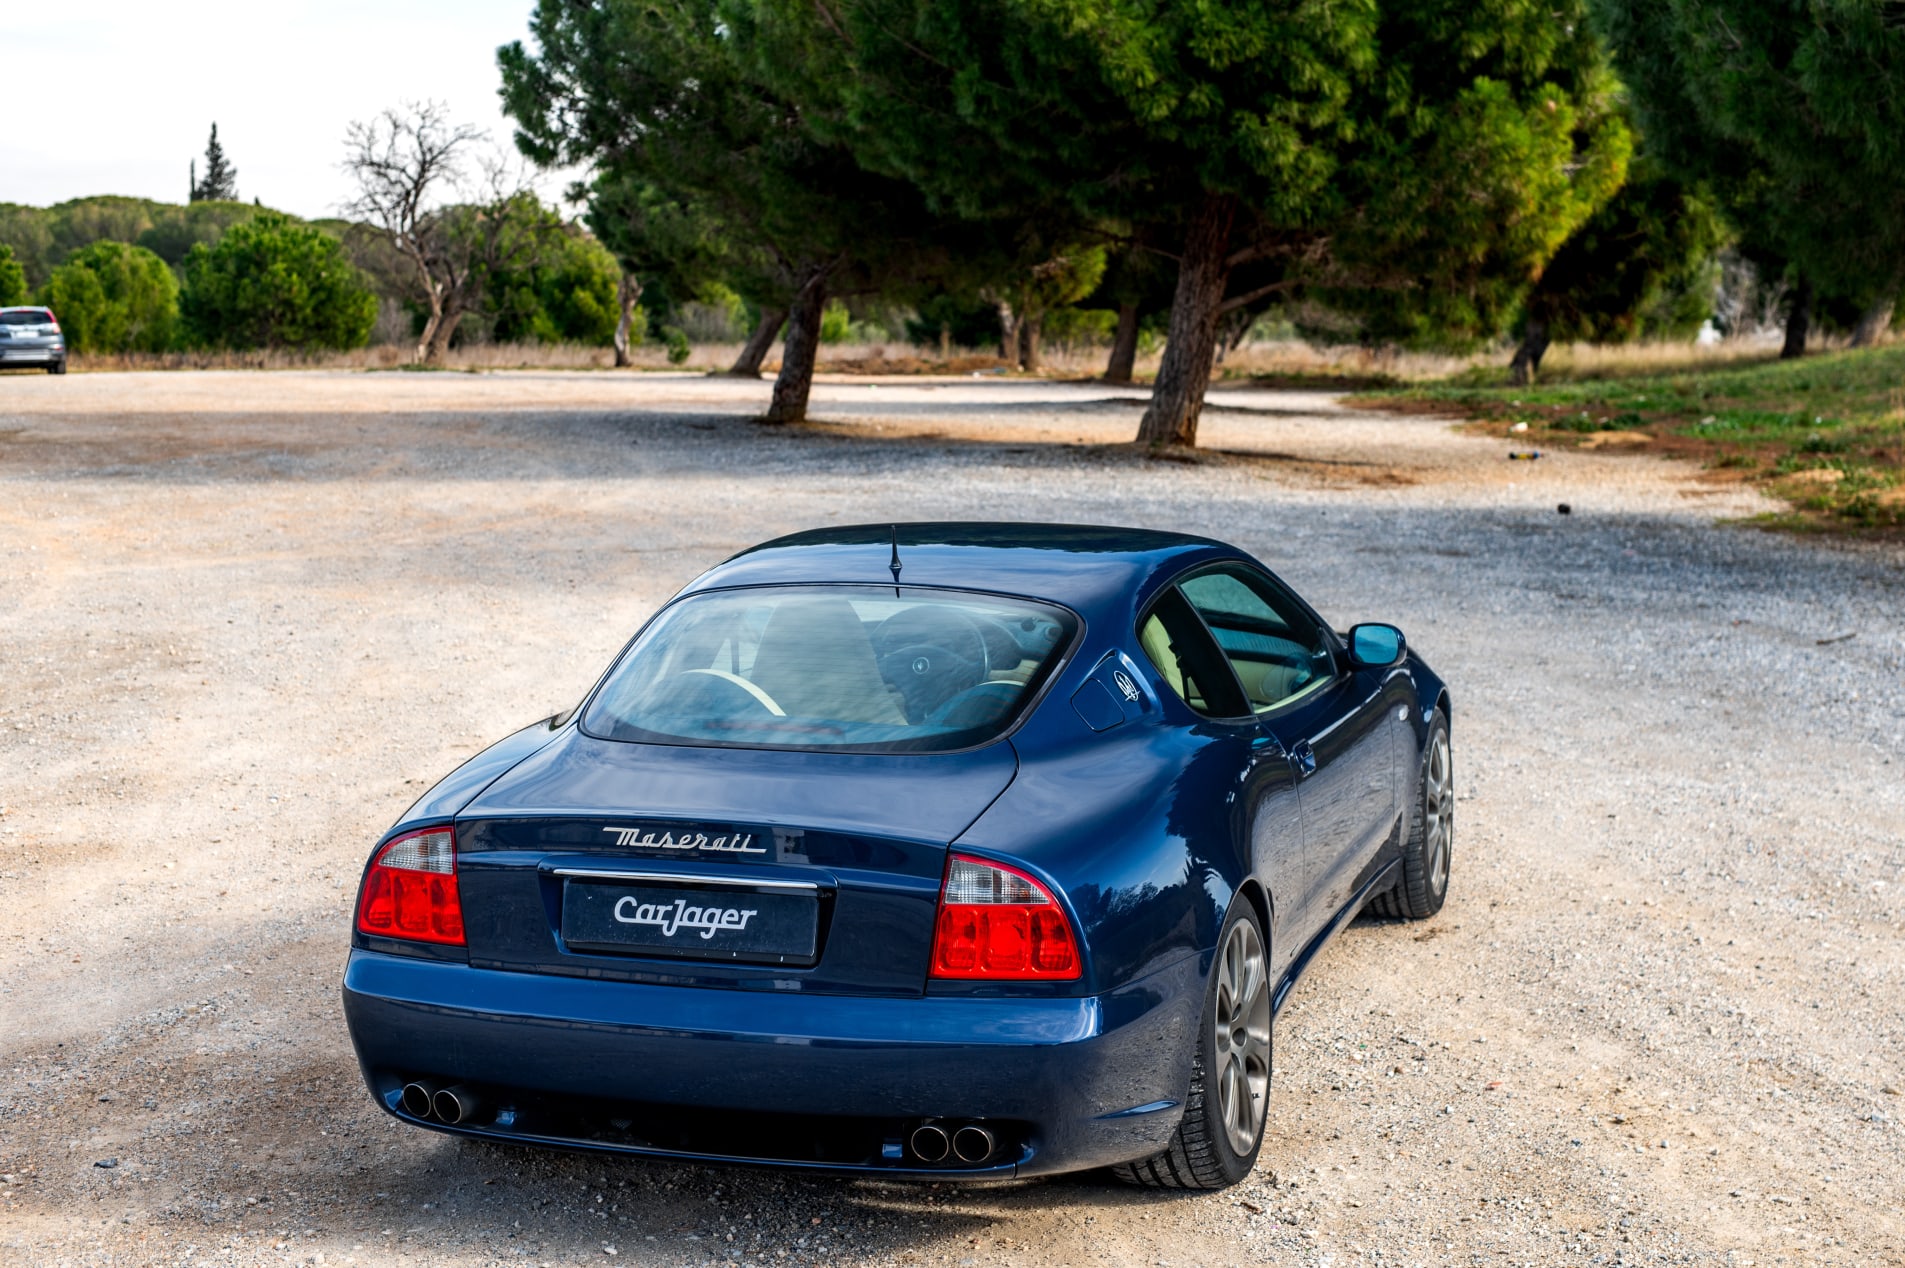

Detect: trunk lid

[451,728,1017,996]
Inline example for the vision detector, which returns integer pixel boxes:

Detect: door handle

[1291,739,1317,778]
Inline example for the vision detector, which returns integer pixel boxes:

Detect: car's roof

[684,522,1249,611]
[1,307,52,313]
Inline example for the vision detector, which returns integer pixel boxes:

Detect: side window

[1178,566,1335,713]
[1136,588,1248,718]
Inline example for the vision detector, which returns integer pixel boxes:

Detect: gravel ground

[1,369,1901,1268]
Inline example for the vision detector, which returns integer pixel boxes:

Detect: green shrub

[0,244,26,306]
[488,221,623,345]
[1042,307,1119,347]
[36,241,179,353]
[663,326,691,364]
[819,299,852,344]
[180,212,377,350]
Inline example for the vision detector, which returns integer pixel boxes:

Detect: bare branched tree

[341,102,486,362]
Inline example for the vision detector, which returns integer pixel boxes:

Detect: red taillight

[354,826,465,946]
[930,855,1079,981]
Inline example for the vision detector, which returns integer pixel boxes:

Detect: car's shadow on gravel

[265,1131,1230,1263]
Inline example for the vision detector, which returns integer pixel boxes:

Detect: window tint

[0,310,53,326]
[1178,566,1335,713]
[581,585,1075,752]
[1136,588,1248,718]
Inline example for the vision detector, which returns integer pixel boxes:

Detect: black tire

[1112,901,1270,1190]
[1371,708,1452,920]
[48,359,66,376]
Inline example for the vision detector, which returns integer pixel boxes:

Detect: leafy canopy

[739,0,1628,346]
[487,207,625,345]
[501,0,955,309]
[180,213,377,350]
[1593,0,1905,306]
[36,241,180,354]
[0,244,25,307]
[1525,154,1725,345]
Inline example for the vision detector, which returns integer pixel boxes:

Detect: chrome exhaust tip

[952,1124,996,1164]
[400,1081,438,1119]
[432,1085,481,1125]
[909,1122,951,1163]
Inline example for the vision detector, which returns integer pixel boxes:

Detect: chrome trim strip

[551,867,820,891]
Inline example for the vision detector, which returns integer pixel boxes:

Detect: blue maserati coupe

[342,523,1452,1189]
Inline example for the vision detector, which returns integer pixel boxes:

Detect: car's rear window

[0,310,53,326]
[581,585,1077,752]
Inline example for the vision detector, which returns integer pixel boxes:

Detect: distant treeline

[0,194,633,356]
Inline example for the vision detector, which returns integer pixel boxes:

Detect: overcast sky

[4,1,573,218]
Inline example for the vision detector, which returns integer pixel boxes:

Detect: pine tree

[739,0,1629,448]
[191,125,238,203]
[1594,0,1905,354]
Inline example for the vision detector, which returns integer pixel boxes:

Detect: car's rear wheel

[1372,709,1452,920]
[1113,902,1270,1190]
[48,359,66,376]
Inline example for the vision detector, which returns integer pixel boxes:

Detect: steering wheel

[655,668,785,718]
[872,607,989,722]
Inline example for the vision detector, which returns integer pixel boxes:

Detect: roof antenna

[889,525,903,587]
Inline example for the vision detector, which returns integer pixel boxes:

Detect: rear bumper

[341,948,1199,1177]
[0,346,61,364]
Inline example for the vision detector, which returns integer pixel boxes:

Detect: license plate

[560,879,819,964]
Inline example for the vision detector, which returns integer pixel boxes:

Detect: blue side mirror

[1347,623,1405,669]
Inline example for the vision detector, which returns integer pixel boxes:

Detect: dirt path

[1,370,1900,1268]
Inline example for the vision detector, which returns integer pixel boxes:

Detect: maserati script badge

[601,827,765,854]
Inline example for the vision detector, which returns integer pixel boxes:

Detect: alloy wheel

[1424,731,1453,897]
[1211,916,1271,1156]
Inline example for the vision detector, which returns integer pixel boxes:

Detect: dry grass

[1510,337,1792,383]
[58,343,627,374]
[1213,334,1806,386]
[55,340,1031,376]
[43,331,1854,386]
[1366,342,1905,531]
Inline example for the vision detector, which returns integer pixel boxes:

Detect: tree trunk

[416,300,444,363]
[1137,193,1236,449]
[425,307,463,363]
[1850,293,1896,348]
[1508,317,1550,386]
[612,273,643,368]
[410,252,445,362]
[1104,302,1139,383]
[764,270,827,424]
[1020,314,1042,374]
[1781,275,1813,360]
[728,307,786,377]
[938,323,951,360]
[1214,309,1251,364]
[996,301,1020,368]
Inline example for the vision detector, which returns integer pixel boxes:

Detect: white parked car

[0,307,66,374]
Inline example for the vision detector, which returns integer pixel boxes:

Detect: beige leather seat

[1139,615,1186,700]
[747,597,905,725]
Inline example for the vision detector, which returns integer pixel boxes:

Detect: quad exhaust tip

[951,1124,995,1164]
[908,1123,950,1163]
[908,1119,997,1165]
[432,1085,480,1125]
[400,1081,438,1119]
[400,1080,483,1126]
